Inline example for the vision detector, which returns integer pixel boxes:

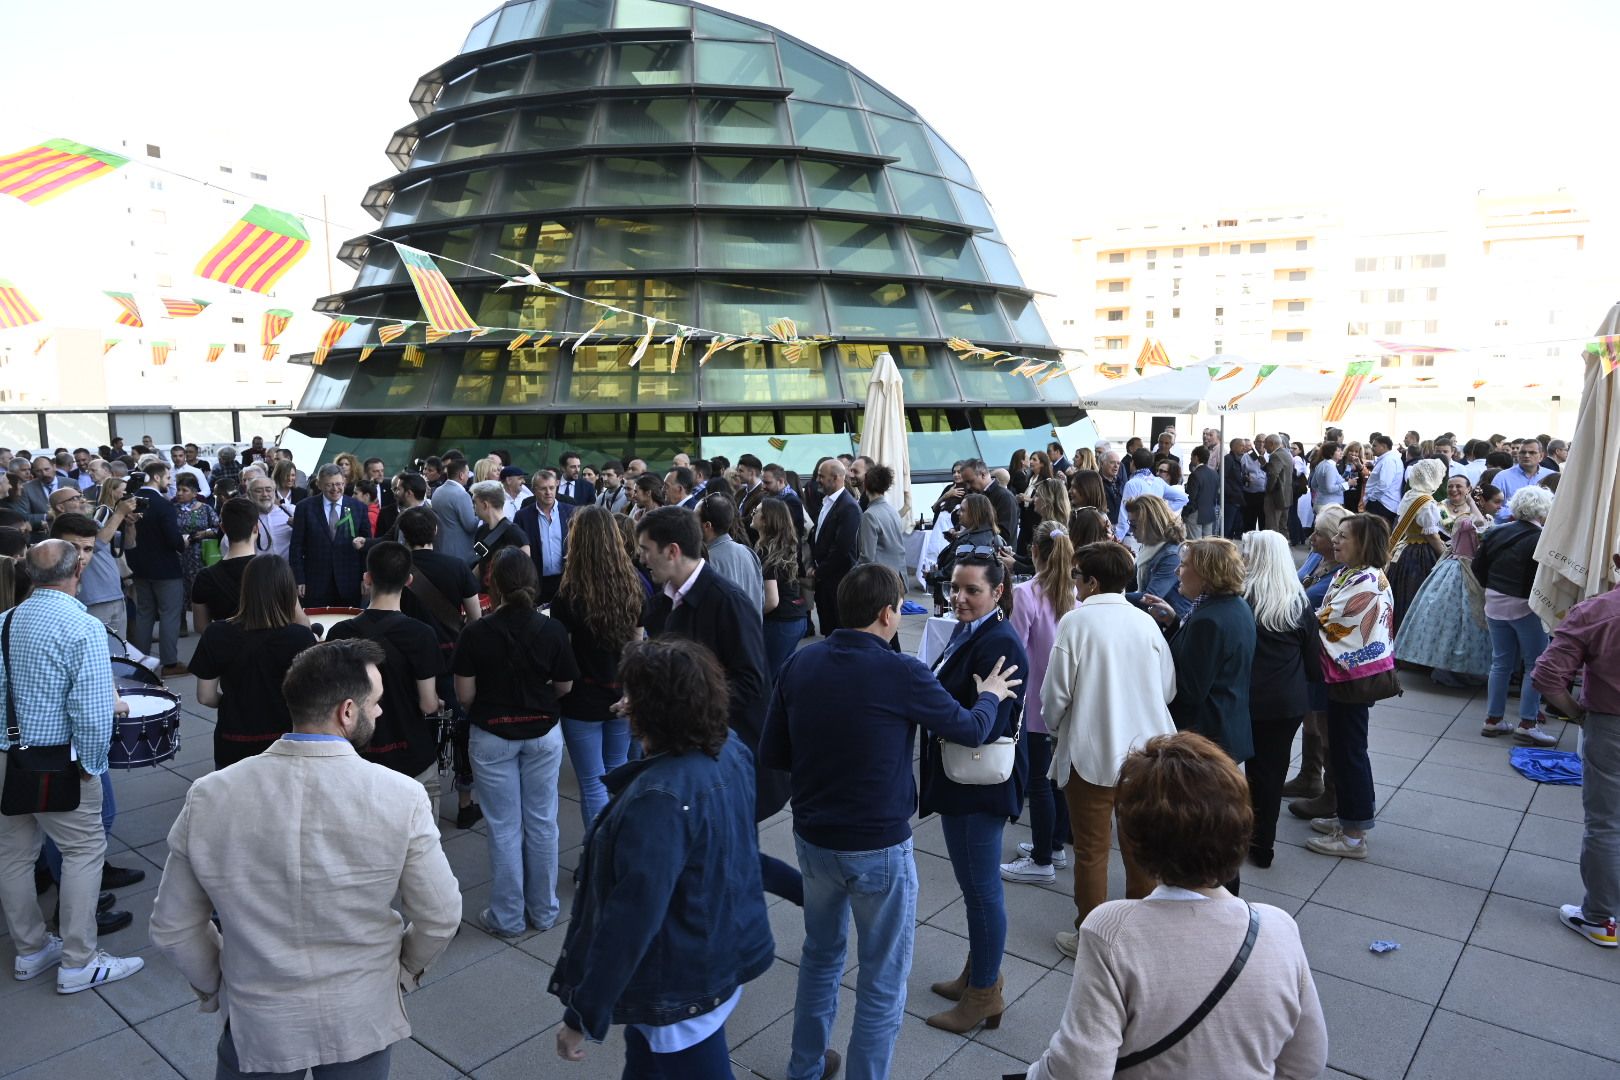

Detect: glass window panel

[702,413,851,475]
[698,156,798,206]
[609,42,689,86]
[801,161,891,213]
[500,347,560,406]
[813,220,911,275]
[700,216,809,271]
[888,170,957,221]
[355,244,402,287]
[436,73,474,110]
[909,228,986,280]
[954,352,1044,403]
[974,238,1024,287]
[542,0,609,35]
[325,416,421,475]
[551,412,631,465]
[463,13,498,52]
[613,0,688,28]
[491,1,544,44]
[693,9,772,39]
[597,98,691,143]
[1001,295,1052,346]
[827,281,934,337]
[778,39,856,104]
[493,220,576,272]
[443,115,510,161]
[838,343,958,404]
[696,99,784,144]
[788,101,873,155]
[411,126,452,167]
[576,278,692,334]
[420,170,493,220]
[341,352,443,409]
[931,288,1010,340]
[587,156,689,205]
[582,217,692,271]
[475,280,571,330]
[528,46,602,91]
[972,409,1053,459]
[695,40,778,86]
[926,129,975,185]
[700,342,838,405]
[700,279,828,337]
[557,343,695,406]
[437,347,558,408]
[45,412,110,449]
[297,368,352,410]
[0,413,39,448]
[382,182,426,226]
[443,348,497,407]
[855,75,912,117]
[505,159,585,212]
[902,408,980,470]
[948,182,997,234]
[511,104,595,151]
[869,114,936,173]
[466,56,531,102]
[177,411,235,444]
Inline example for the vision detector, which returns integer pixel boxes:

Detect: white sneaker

[1480,719,1517,738]
[1000,856,1056,883]
[1514,723,1558,747]
[1018,841,1068,869]
[56,951,143,994]
[1309,817,1340,836]
[14,934,63,981]
[1055,930,1079,959]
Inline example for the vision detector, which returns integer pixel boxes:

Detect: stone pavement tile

[1490,849,1587,908]
[1312,861,1486,941]
[1401,760,1535,811]
[408,948,558,1072]
[1366,725,1439,761]
[1406,1009,1618,1080]
[926,882,1079,968]
[165,756,214,781]
[1372,705,1458,738]
[132,838,170,878]
[1375,789,1523,847]
[911,814,950,861]
[929,1040,1031,1078]
[135,1002,223,1080]
[1440,946,1620,1061]
[1293,902,1463,1004]
[108,795,186,850]
[2,1027,183,1080]
[1420,734,1524,775]
[758,818,800,868]
[973,968,1071,1064]
[438,830,493,891]
[1393,683,1475,713]
[388,1038,467,1079]
[471,1024,634,1080]
[415,923,509,990]
[768,897,855,974]
[1470,893,1620,986]
[1510,812,1583,862]
[915,847,968,921]
[92,946,203,1025]
[0,974,128,1073]
[1242,838,1337,900]
[1241,883,1304,915]
[1365,750,1419,787]
[724,960,801,1047]
[96,880,161,954]
[1528,781,1585,822]
[1343,821,1504,890]
[1311,971,1433,1080]
[105,766,193,813]
[733,983,963,1080]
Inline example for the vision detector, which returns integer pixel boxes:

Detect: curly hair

[619,637,730,757]
[556,506,644,652]
[753,496,800,578]
[1180,536,1244,594]
[1116,731,1252,888]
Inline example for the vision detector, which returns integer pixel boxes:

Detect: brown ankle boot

[1282,713,1327,798]
[925,974,1004,1034]
[1288,766,1337,819]
[929,957,970,1001]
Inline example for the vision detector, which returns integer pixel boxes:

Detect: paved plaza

[2,610,1617,1080]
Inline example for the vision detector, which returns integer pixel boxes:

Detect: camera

[135,496,150,512]
[128,471,146,489]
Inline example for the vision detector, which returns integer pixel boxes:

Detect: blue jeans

[43,771,115,881]
[939,812,1007,988]
[1487,612,1549,722]
[789,836,917,1080]
[560,717,630,830]
[1326,700,1376,831]
[470,724,564,934]
[762,616,809,680]
[623,1024,730,1080]
[217,1025,391,1079]
[1025,734,1070,864]
[131,576,184,666]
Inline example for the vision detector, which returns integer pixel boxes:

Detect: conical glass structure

[289,0,1072,474]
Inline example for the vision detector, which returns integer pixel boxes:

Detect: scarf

[1317,564,1395,680]
[1180,591,1210,627]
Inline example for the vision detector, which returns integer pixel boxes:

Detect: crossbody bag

[1,610,83,816]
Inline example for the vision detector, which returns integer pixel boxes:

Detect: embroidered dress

[1394,519,1491,677]
[1388,496,1441,632]
[1317,565,1395,683]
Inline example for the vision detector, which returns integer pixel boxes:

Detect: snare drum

[304,606,363,641]
[110,687,182,769]
[111,656,162,692]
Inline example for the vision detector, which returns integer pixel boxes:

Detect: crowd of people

[0,419,1613,1080]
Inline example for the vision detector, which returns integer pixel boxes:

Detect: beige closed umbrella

[863,350,913,528]
[1530,302,1620,626]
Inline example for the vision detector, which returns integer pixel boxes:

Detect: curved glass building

[289,0,1075,476]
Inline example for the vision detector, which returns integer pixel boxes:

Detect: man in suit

[810,457,862,635]
[556,452,595,507]
[665,466,699,510]
[965,458,1019,549]
[735,453,767,519]
[513,469,573,603]
[428,457,478,565]
[127,460,188,676]
[150,639,462,1079]
[21,455,65,536]
[1261,435,1294,537]
[290,464,373,608]
[1222,437,1249,539]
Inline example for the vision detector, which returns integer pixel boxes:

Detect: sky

[2,0,1618,303]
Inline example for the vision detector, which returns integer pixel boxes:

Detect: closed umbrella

[863,350,912,527]
[1531,303,1620,626]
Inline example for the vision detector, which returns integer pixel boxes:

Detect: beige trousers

[0,764,106,967]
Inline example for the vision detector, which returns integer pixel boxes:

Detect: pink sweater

[1010,580,1072,734]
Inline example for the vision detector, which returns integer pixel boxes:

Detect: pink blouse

[1011,579,1074,734]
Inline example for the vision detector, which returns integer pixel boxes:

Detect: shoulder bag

[937,615,1023,785]
[1,611,82,816]
[1325,666,1402,705]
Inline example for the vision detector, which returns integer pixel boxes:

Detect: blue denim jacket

[548,735,774,1041]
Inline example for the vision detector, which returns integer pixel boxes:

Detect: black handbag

[1326,667,1403,706]
[0,610,82,817]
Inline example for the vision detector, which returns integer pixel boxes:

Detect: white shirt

[256,504,293,559]
[175,463,211,498]
[501,485,532,522]
[663,559,707,609]
[1366,449,1404,514]
[1115,471,1189,542]
[815,486,846,536]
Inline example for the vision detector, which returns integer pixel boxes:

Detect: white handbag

[939,703,1022,785]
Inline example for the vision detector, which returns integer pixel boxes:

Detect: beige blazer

[149,737,462,1075]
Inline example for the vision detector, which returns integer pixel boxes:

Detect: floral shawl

[1317,564,1395,682]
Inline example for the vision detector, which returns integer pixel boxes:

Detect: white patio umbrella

[863,350,912,527]
[1531,303,1620,626]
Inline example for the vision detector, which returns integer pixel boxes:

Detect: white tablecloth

[916,615,958,666]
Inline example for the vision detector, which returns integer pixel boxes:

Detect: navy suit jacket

[289,494,372,604]
[126,486,184,580]
[514,499,575,580]
[810,492,861,581]
[917,612,1029,819]
[557,476,595,507]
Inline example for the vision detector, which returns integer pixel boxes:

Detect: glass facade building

[288,0,1075,476]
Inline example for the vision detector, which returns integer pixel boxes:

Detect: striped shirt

[0,589,115,774]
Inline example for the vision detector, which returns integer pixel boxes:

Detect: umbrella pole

[1220,413,1227,538]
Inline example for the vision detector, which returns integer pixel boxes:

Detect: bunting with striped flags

[312,317,355,366]
[0,279,43,329]
[377,322,410,345]
[1585,335,1619,377]
[34,336,50,355]
[194,204,310,294]
[261,308,293,346]
[161,297,210,319]
[1221,365,1279,410]
[0,138,128,205]
[1095,363,1130,380]
[424,326,450,343]
[206,343,224,363]
[359,345,377,362]
[401,344,426,367]
[1133,338,1171,375]
[105,291,143,327]
[396,244,480,332]
[151,341,173,366]
[103,338,120,356]
[1373,339,1460,355]
[1325,361,1375,423]
[262,343,280,362]
[506,332,532,351]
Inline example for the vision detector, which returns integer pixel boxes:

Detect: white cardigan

[1041,592,1177,788]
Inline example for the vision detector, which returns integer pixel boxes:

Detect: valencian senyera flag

[261,308,293,346]
[396,244,480,332]
[161,297,210,319]
[1325,361,1375,423]
[34,336,50,355]
[0,138,127,205]
[205,343,224,363]
[262,343,280,362]
[377,322,410,345]
[102,338,120,356]
[0,278,44,328]
[195,205,310,294]
[312,317,354,366]
[105,291,143,327]
[151,341,173,366]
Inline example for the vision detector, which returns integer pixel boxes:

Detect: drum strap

[2,612,17,746]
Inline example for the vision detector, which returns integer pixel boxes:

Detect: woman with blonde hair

[1010,478,1072,575]
[1125,494,1189,616]
[1071,447,1096,473]
[473,457,501,485]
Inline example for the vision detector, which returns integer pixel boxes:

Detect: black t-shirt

[472,519,527,586]
[400,548,481,646]
[327,609,446,777]
[188,620,319,768]
[452,607,579,739]
[763,562,807,622]
[548,592,633,722]
[190,555,253,622]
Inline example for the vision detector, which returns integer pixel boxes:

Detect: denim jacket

[548,735,774,1041]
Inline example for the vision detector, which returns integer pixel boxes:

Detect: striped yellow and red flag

[151,341,173,366]
[1132,338,1154,375]
[507,332,532,352]
[102,338,120,356]
[262,343,280,362]
[261,308,293,346]
[377,322,410,345]
[1223,365,1278,410]
[312,317,355,366]
[34,335,50,355]
[161,297,210,319]
[424,326,450,344]
[0,138,128,206]
[402,344,426,368]
[1147,340,1171,369]
[358,345,377,362]
[105,291,143,327]
[194,205,310,294]
[1324,361,1375,423]
[397,244,480,332]
[0,279,43,329]
[1096,363,1130,380]
[206,343,225,363]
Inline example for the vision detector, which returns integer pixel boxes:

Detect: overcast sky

[3,0,1617,301]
